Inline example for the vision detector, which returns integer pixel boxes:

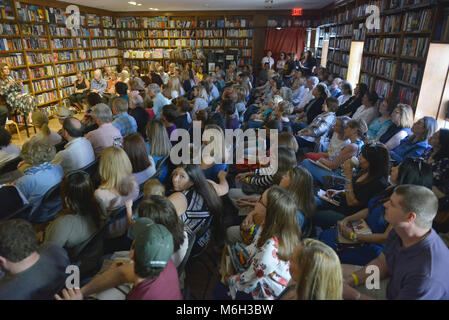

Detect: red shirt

[126,260,182,300]
[145,109,155,119]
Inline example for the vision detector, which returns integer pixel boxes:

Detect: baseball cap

[131,217,174,269]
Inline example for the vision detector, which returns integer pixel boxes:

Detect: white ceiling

[59,0,334,12]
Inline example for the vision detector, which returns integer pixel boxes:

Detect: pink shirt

[126,260,182,300]
[85,123,122,159]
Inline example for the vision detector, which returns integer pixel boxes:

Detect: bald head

[63,117,84,140]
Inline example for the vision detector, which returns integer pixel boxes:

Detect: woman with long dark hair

[424,128,449,195]
[168,164,228,252]
[336,82,369,117]
[43,171,103,259]
[313,142,390,228]
[319,158,433,266]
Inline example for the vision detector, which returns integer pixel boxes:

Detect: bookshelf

[317,0,439,110]
[119,14,255,72]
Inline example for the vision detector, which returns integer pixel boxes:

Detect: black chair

[0,203,33,221]
[29,183,62,224]
[70,220,110,280]
[54,140,67,152]
[78,159,99,177]
[0,156,21,176]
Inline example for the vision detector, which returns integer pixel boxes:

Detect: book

[311,159,332,172]
[337,219,372,244]
[317,189,341,207]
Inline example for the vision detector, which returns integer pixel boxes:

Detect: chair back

[79,159,99,177]
[29,183,62,223]
[177,231,196,275]
[0,203,32,221]
[0,156,21,175]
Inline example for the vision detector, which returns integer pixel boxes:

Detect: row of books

[329,51,349,66]
[402,9,432,32]
[91,39,117,48]
[58,75,77,87]
[142,16,169,28]
[75,61,92,72]
[238,58,252,66]
[144,39,170,47]
[384,15,402,33]
[198,30,223,38]
[21,24,45,36]
[15,2,46,22]
[27,53,53,65]
[93,57,119,68]
[10,69,27,81]
[401,37,429,57]
[116,17,139,29]
[226,29,253,37]
[87,14,100,27]
[337,24,353,36]
[0,38,22,51]
[225,19,252,28]
[30,66,54,78]
[49,26,69,37]
[169,20,196,29]
[267,17,320,28]
[54,50,90,62]
[89,28,102,38]
[32,78,56,92]
[104,29,116,37]
[328,64,347,79]
[36,90,57,105]
[330,38,351,51]
[196,39,224,47]
[0,53,24,66]
[353,23,367,41]
[198,20,225,28]
[364,37,400,55]
[225,39,253,47]
[102,16,115,29]
[241,49,252,58]
[23,37,48,50]
[170,39,195,47]
[146,30,170,38]
[51,38,90,49]
[120,40,143,49]
[123,48,205,60]
[118,30,142,38]
[398,62,423,85]
[435,7,449,42]
[54,63,75,75]
[0,23,18,35]
[362,56,397,78]
[361,72,375,90]
[169,30,194,38]
[69,27,90,38]
[0,0,14,20]
[61,87,75,99]
[91,49,118,59]
[374,79,393,98]
[398,85,418,106]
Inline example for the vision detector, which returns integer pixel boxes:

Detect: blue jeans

[312,209,346,229]
[300,158,343,185]
[291,121,308,134]
[243,105,260,122]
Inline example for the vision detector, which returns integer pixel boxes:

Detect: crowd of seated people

[1,53,449,302]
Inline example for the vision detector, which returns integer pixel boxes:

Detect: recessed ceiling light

[128,1,136,5]
[137,3,142,6]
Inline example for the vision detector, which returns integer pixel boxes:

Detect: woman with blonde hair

[31,111,62,146]
[146,119,171,181]
[281,239,342,300]
[192,85,209,112]
[169,76,184,99]
[120,70,130,84]
[201,124,230,182]
[95,146,139,216]
[217,186,301,300]
[234,85,247,122]
[378,103,414,150]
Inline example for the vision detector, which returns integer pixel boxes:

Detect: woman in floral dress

[0,63,36,124]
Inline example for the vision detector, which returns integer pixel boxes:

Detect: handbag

[241,182,267,195]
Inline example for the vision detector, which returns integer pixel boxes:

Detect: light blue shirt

[52,137,95,173]
[90,78,107,95]
[112,112,138,137]
[367,117,393,141]
[16,162,64,215]
[152,92,171,119]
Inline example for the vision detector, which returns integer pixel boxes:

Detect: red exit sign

[292,8,303,16]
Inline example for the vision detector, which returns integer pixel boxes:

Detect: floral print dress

[227,228,291,300]
[0,78,36,116]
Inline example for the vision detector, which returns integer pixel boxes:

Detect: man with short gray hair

[111,97,137,137]
[147,83,171,120]
[85,103,122,158]
[295,76,319,111]
[343,185,449,300]
[90,69,107,95]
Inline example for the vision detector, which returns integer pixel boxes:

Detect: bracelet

[245,176,250,183]
[349,232,354,240]
[351,273,359,287]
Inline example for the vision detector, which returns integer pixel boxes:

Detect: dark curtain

[264,28,306,61]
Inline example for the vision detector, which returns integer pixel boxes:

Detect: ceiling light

[154,8,159,10]
[137,3,142,6]
[276,27,282,30]
[128,1,137,5]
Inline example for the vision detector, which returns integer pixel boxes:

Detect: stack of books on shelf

[143,16,169,28]
[435,7,449,42]
[116,17,139,28]
[0,23,19,35]
[0,53,24,66]
[374,79,393,98]
[198,19,225,28]
[49,26,69,37]
[27,53,53,65]
[102,16,115,28]
[362,56,397,78]
[401,37,429,57]
[30,66,54,78]
[46,6,65,24]
[397,85,418,106]
[36,90,57,105]
[365,37,399,55]
[87,14,100,27]
[32,78,56,92]
[15,2,47,22]
[398,62,423,85]
[21,24,45,36]
[170,19,196,28]
[55,63,75,75]
[23,37,49,50]
[0,38,22,51]
[10,69,27,80]
[402,9,432,32]
[383,15,402,33]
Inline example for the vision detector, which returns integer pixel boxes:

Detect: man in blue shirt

[147,83,171,120]
[111,97,137,137]
[90,69,107,96]
[343,185,449,300]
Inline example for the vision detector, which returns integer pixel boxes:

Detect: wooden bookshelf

[318,0,439,110]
